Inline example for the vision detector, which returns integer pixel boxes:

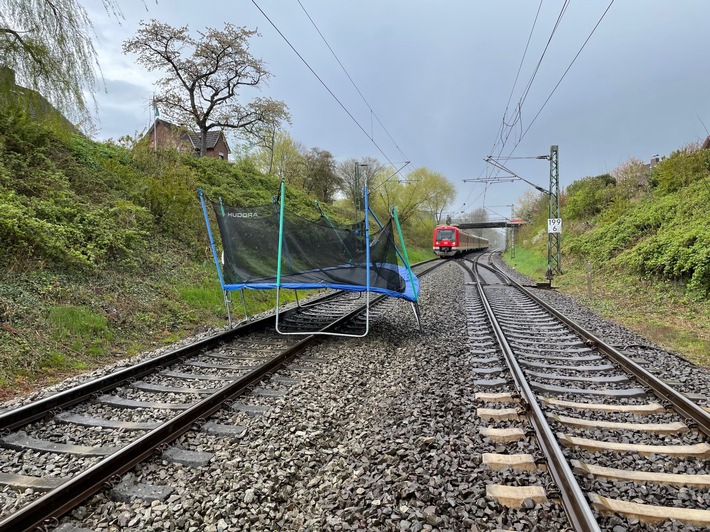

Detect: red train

[432,225,488,257]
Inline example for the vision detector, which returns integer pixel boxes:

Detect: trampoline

[198,180,421,336]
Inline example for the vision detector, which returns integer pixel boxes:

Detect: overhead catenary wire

[491,0,544,154]
[251,0,408,178]
[482,0,615,191]
[514,0,615,148]
[491,0,571,163]
[296,0,411,165]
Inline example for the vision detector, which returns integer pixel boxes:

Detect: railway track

[464,252,710,531]
[0,260,440,531]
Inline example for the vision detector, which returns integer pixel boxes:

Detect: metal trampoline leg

[223,290,233,328]
[411,301,422,332]
[239,289,249,323]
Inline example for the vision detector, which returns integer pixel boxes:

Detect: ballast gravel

[3,256,708,530]
[51,262,567,531]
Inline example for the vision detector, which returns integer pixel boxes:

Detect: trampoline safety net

[205,198,419,302]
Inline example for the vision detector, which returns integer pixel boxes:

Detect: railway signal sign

[548,218,562,234]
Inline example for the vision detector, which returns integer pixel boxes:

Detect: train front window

[436,229,454,241]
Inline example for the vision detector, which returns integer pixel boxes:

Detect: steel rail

[465,257,601,532]
[0,306,284,432]
[0,258,445,531]
[489,259,710,438]
[0,260,442,433]
[0,332,316,532]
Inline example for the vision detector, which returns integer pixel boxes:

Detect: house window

[218,152,225,160]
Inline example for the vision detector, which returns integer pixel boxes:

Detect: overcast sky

[86,1,710,220]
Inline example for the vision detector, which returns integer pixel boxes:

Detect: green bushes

[651,145,710,194]
[564,173,616,220]
[516,144,710,300]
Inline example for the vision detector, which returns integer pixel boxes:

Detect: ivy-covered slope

[0,110,324,396]
[565,147,710,298]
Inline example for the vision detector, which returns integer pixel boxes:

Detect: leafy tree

[612,157,650,201]
[514,189,545,222]
[416,168,456,224]
[303,148,341,203]
[252,130,307,186]
[0,0,121,124]
[123,20,289,156]
[371,167,455,225]
[650,143,710,195]
[241,118,295,174]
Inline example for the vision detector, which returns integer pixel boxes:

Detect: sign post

[546,145,561,280]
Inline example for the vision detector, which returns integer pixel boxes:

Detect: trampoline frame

[198,182,420,336]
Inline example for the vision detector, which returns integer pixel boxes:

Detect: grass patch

[502,246,549,281]
[178,285,224,310]
[48,305,112,353]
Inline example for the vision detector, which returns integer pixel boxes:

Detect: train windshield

[436,229,455,241]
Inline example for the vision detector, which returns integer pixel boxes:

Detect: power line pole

[546,145,561,279]
[509,204,516,259]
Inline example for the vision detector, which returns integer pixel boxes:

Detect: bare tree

[123,20,289,156]
[459,207,488,223]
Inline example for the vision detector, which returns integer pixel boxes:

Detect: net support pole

[361,185,371,335]
[275,180,288,334]
[198,188,235,328]
[392,206,418,302]
[392,206,422,331]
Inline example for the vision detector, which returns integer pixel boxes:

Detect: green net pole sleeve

[393,206,418,301]
[198,189,226,290]
[276,180,286,288]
